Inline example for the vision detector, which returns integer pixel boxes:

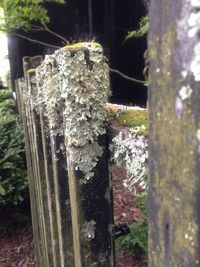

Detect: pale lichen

[179,85,193,100]
[188,12,200,37]
[191,0,200,7]
[82,220,96,241]
[196,129,200,141]
[111,126,148,194]
[188,0,200,81]
[35,54,63,134]
[190,43,200,81]
[55,42,110,181]
[33,42,110,181]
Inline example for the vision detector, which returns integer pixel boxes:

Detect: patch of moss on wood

[117,110,147,128]
[108,108,148,137]
[62,42,101,50]
[107,110,117,120]
[27,68,36,74]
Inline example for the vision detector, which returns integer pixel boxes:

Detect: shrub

[116,220,148,258]
[0,88,28,205]
[116,192,148,258]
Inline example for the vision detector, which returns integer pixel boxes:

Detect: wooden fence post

[23,56,51,267]
[35,54,75,267]
[19,42,114,267]
[56,43,114,266]
[148,0,200,266]
[15,77,43,266]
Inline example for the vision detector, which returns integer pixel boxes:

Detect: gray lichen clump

[35,55,63,134]
[34,42,110,181]
[111,125,148,194]
[82,220,96,241]
[189,0,200,81]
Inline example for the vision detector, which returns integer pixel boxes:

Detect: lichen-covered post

[148,0,200,266]
[22,56,48,267]
[16,77,42,266]
[35,55,75,267]
[56,42,114,266]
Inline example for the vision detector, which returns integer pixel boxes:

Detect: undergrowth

[0,88,28,205]
[116,192,148,258]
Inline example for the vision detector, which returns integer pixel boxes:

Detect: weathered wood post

[148,0,200,266]
[19,42,114,267]
[23,56,51,267]
[55,42,114,266]
[15,77,43,266]
[35,55,75,267]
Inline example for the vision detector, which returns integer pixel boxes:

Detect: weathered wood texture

[148,0,200,266]
[17,43,114,267]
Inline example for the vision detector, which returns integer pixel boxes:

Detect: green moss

[27,68,36,74]
[62,42,102,50]
[117,110,147,127]
[107,110,117,120]
[108,109,148,136]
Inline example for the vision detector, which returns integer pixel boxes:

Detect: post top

[62,42,102,50]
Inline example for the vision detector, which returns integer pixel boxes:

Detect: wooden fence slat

[16,78,43,267]
[40,113,61,267]
[50,133,74,267]
[23,56,51,267]
[33,54,75,267]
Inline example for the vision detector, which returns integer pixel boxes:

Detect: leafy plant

[0,0,65,33]
[0,88,28,205]
[116,192,148,258]
[116,220,148,258]
[135,191,148,216]
[124,16,149,42]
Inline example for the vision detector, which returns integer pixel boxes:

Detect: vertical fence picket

[39,113,62,267]
[35,56,75,267]
[15,79,23,118]
[15,77,43,267]
[23,56,51,267]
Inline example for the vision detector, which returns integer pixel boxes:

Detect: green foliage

[117,109,147,128]
[117,221,148,257]
[0,88,28,205]
[125,16,149,42]
[116,192,148,258]
[0,0,65,33]
[135,192,148,216]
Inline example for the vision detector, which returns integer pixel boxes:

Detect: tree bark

[148,0,200,266]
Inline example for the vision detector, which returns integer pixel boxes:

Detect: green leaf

[0,185,5,196]
[124,16,149,42]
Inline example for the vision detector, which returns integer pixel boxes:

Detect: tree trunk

[148,0,200,266]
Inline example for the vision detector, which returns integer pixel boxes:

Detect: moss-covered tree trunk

[148,0,200,266]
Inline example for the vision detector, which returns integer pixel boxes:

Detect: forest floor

[0,165,147,267]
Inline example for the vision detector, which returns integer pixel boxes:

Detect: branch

[109,68,148,86]
[42,23,68,43]
[13,33,61,49]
